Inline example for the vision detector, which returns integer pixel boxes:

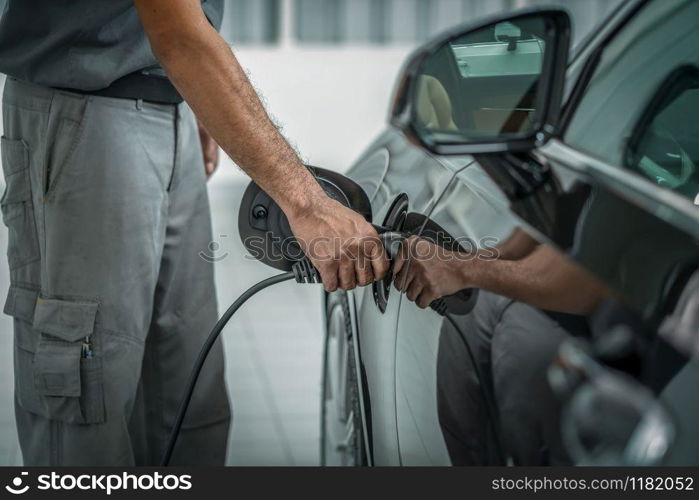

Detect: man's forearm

[495,228,539,261]
[136,1,323,217]
[470,246,611,315]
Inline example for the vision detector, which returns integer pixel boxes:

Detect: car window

[419,16,550,142]
[626,66,699,204]
[450,21,545,78]
[564,0,699,198]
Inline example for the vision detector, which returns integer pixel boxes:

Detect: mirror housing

[390,8,570,155]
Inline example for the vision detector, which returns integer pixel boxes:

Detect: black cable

[161,255,494,466]
[444,313,506,464]
[161,272,296,466]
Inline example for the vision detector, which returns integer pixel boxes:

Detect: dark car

[320,0,699,466]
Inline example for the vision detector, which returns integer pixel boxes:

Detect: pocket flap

[1,136,29,177]
[33,297,98,342]
[1,171,31,205]
[34,339,82,397]
[4,285,39,323]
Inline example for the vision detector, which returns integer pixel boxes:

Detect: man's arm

[495,228,539,261]
[134,0,388,291]
[472,245,612,315]
[394,236,612,315]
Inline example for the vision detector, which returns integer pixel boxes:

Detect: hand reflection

[393,236,479,309]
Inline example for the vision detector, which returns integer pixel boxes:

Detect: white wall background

[228,47,410,174]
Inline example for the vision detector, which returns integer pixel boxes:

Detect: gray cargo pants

[1,78,231,465]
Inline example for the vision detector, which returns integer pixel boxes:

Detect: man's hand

[393,236,478,309]
[288,197,389,292]
[198,120,219,179]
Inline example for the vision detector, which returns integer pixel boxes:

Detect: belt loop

[136,98,143,111]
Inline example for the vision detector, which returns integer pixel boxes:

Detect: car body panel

[395,304,450,465]
[345,126,519,464]
[354,284,400,465]
[350,130,459,464]
[391,160,520,465]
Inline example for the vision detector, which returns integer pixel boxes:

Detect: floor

[0,171,325,466]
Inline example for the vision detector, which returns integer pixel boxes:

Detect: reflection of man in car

[393,231,612,464]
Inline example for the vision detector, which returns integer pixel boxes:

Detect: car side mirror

[390,8,571,155]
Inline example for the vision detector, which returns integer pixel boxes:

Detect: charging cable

[161,261,322,466]
[161,232,483,465]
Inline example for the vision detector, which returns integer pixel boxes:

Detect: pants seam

[50,420,61,465]
[166,105,179,192]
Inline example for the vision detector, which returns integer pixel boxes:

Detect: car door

[513,0,698,463]
[429,0,699,464]
[529,0,699,325]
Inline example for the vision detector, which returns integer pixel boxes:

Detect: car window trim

[540,139,699,240]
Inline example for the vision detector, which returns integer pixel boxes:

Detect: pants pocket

[0,137,40,269]
[43,93,90,199]
[6,287,106,424]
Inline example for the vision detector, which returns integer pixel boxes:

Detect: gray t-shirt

[0,0,223,90]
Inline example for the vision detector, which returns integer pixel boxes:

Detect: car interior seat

[416,74,458,132]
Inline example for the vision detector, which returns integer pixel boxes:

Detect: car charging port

[373,193,409,313]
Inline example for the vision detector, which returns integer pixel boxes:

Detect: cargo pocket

[0,137,40,269]
[5,288,105,425]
